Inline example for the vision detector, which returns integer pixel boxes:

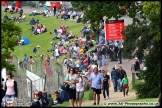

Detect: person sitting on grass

[47,94,54,107]
[54,91,63,105]
[3,14,12,21]
[28,18,36,25]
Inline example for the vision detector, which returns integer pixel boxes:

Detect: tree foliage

[1,20,22,72]
[72,1,161,98]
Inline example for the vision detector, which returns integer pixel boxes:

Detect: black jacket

[5,80,18,97]
[1,88,5,104]
[118,70,126,79]
[135,61,140,71]
[111,70,118,80]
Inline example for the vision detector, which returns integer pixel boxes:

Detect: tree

[1,20,22,72]
[71,1,140,41]
[72,1,161,98]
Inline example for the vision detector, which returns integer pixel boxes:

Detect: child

[122,74,129,96]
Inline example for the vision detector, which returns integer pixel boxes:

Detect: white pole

[104,20,106,42]
[115,64,116,69]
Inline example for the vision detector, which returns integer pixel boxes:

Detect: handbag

[62,74,70,91]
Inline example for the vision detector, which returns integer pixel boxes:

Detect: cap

[135,57,138,60]
[91,65,97,69]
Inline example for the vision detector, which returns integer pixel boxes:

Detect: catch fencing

[11,55,67,101]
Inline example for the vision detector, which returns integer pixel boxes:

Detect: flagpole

[103,16,107,43]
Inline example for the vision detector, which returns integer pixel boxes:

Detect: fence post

[58,72,60,89]
[44,73,46,91]
[131,64,135,89]
[27,77,33,103]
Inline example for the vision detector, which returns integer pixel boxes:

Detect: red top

[37,25,41,29]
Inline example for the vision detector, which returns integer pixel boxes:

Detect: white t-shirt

[76,76,85,92]
[55,48,60,56]
[107,72,111,80]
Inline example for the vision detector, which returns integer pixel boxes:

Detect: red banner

[105,20,125,40]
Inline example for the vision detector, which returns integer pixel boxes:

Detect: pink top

[6,80,15,95]
[83,57,88,66]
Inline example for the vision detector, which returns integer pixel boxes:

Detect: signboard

[105,20,125,40]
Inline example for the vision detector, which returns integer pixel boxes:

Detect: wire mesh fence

[10,55,67,100]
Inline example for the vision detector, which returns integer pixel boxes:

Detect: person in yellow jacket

[79,46,84,57]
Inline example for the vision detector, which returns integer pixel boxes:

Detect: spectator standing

[23,54,29,70]
[75,71,85,107]
[102,70,110,100]
[5,72,18,99]
[111,67,118,92]
[101,45,107,66]
[53,5,57,16]
[64,67,78,107]
[118,46,122,64]
[43,4,47,14]
[55,46,60,62]
[90,66,104,105]
[117,66,126,92]
[134,57,140,80]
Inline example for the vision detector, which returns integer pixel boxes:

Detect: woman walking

[75,71,85,107]
[64,67,79,107]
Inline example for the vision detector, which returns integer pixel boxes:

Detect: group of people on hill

[28,19,47,35]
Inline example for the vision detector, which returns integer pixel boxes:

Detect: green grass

[51,90,90,107]
[2,11,84,63]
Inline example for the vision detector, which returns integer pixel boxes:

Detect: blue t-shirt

[90,72,104,89]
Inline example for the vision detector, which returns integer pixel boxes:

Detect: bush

[134,45,161,99]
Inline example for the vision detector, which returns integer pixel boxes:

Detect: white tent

[26,70,45,97]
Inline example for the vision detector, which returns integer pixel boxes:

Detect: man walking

[102,70,110,100]
[117,66,126,92]
[90,66,104,105]
[111,67,118,92]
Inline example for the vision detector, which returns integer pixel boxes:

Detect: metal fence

[11,55,67,100]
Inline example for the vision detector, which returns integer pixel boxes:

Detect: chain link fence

[11,55,66,100]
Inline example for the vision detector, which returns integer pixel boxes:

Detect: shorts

[67,88,76,100]
[92,88,101,94]
[55,56,60,59]
[5,94,16,99]
[76,91,84,100]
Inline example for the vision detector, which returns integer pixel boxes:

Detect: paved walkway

[81,59,136,107]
